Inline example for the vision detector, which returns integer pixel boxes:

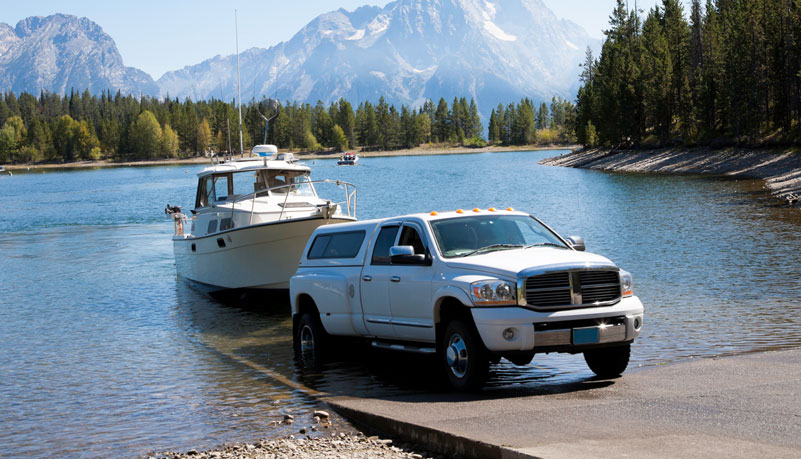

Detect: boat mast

[235,9,244,159]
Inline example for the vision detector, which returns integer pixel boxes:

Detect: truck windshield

[430,215,567,258]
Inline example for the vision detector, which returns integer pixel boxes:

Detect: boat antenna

[226,118,232,154]
[256,98,279,144]
[235,9,244,159]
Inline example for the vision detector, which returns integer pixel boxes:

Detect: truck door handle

[362,275,372,282]
[391,276,401,282]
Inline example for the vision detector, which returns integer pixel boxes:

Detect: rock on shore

[541,147,801,206]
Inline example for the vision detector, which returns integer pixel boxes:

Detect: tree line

[0,89,576,164]
[576,0,801,148]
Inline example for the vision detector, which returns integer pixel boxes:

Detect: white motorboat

[170,145,357,291]
[337,153,359,165]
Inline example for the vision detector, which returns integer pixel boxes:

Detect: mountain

[158,0,599,113]
[0,14,158,96]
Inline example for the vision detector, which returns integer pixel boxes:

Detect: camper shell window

[307,231,366,259]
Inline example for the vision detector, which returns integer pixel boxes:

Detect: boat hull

[173,216,354,291]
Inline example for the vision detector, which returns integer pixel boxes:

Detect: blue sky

[2,1,672,79]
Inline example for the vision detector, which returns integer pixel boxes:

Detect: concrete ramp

[327,349,801,458]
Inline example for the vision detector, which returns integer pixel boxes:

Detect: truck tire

[440,318,489,390]
[295,312,328,366]
[583,343,631,378]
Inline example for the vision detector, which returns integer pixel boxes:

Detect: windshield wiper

[523,242,566,249]
[460,244,523,257]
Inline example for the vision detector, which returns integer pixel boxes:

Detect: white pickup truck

[290,208,644,390]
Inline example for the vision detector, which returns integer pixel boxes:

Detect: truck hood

[443,247,617,279]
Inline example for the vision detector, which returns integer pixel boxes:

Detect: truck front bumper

[471,296,644,352]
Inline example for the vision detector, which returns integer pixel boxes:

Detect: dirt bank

[541,147,801,205]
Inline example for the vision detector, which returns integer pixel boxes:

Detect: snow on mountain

[0,14,158,96]
[157,0,599,113]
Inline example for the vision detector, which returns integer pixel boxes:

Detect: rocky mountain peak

[156,0,598,114]
[0,23,21,56]
[0,14,157,96]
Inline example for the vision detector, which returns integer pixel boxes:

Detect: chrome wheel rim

[300,324,315,359]
[445,333,468,379]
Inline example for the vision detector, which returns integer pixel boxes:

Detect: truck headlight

[471,280,517,305]
[619,270,633,297]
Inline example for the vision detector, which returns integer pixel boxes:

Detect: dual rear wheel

[294,312,327,367]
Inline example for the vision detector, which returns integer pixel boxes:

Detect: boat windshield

[260,170,315,196]
[430,215,567,258]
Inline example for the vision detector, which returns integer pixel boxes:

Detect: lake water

[1,150,800,457]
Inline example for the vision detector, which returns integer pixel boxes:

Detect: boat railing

[228,179,357,226]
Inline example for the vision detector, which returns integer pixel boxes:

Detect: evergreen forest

[0,89,576,164]
[576,0,801,148]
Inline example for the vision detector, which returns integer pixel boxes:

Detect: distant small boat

[337,153,359,166]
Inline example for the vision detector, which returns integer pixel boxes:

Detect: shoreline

[3,144,576,171]
[541,146,801,206]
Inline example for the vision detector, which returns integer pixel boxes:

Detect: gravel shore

[541,147,801,205]
[143,410,442,459]
[148,433,439,459]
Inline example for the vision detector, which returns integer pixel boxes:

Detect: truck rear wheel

[295,313,328,366]
[439,319,489,390]
[583,343,631,378]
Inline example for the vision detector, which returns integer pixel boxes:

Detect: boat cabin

[187,156,326,238]
[194,164,315,209]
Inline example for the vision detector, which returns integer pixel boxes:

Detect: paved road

[326,349,801,458]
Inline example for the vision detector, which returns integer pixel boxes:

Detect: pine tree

[434,98,449,143]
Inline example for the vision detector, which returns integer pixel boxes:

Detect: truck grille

[524,270,621,309]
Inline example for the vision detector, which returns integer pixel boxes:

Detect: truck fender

[290,270,358,335]
[432,285,473,324]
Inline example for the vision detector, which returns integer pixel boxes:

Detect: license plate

[573,327,600,345]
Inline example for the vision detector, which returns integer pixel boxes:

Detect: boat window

[290,173,315,196]
[371,226,400,265]
[230,171,256,197]
[267,171,289,194]
[207,219,218,234]
[307,231,366,259]
[253,171,268,196]
[213,175,231,201]
[220,218,233,231]
[197,175,215,207]
[267,170,314,196]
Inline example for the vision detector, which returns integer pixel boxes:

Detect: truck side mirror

[390,245,428,265]
[566,236,586,252]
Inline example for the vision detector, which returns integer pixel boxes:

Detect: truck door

[359,224,400,338]
[389,222,435,341]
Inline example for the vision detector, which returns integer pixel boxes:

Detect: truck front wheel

[295,313,328,366]
[583,343,631,378]
[440,319,489,390]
